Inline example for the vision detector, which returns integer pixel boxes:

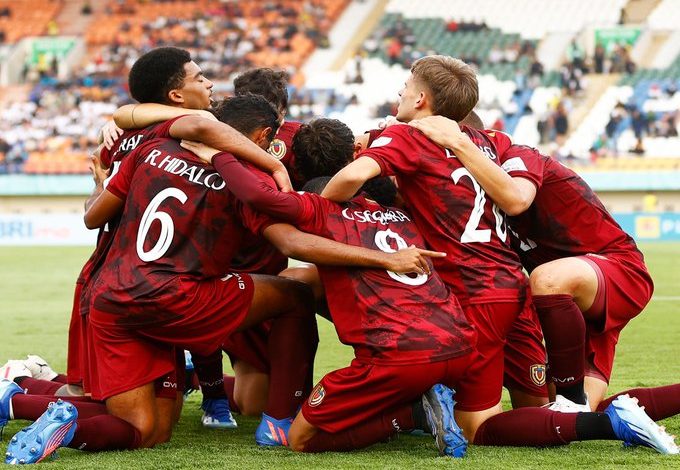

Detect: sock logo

[530,364,547,386]
[308,384,325,407]
[552,376,575,384]
[391,418,401,432]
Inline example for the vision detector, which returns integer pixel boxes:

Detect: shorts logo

[530,364,546,386]
[308,384,325,407]
[268,139,287,160]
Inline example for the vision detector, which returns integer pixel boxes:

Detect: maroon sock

[302,404,413,452]
[67,415,142,451]
[52,374,69,384]
[266,310,318,419]
[474,408,579,446]
[222,374,240,414]
[596,384,680,421]
[11,395,108,421]
[191,350,227,400]
[533,294,587,404]
[15,377,63,396]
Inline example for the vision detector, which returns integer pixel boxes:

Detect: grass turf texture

[0,243,678,469]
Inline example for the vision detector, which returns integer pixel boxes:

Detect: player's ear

[167,88,185,106]
[255,127,273,149]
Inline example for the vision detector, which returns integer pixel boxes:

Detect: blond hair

[411,55,478,121]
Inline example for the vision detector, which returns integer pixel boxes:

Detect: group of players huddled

[1,47,679,464]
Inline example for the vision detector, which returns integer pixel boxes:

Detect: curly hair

[128,47,191,104]
[292,118,355,183]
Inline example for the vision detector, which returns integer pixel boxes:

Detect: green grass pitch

[0,243,678,469]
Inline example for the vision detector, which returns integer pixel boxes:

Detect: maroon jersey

[77,118,182,293]
[245,192,476,366]
[90,137,247,325]
[361,124,527,306]
[268,120,304,189]
[502,145,647,271]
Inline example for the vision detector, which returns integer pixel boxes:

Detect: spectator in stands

[593,44,605,74]
[566,39,585,72]
[605,105,626,157]
[553,101,569,146]
[630,107,650,155]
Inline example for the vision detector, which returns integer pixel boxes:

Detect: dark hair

[302,176,397,207]
[292,118,355,184]
[461,110,484,130]
[233,68,290,114]
[128,47,191,104]
[212,94,281,142]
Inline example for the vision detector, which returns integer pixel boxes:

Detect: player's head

[292,118,355,183]
[397,55,478,123]
[303,176,397,207]
[128,47,213,109]
[461,110,484,130]
[233,68,289,120]
[212,94,281,150]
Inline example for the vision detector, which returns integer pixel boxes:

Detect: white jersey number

[451,168,507,244]
[374,229,428,286]
[136,187,188,262]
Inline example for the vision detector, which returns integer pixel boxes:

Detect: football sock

[473,408,619,446]
[533,294,587,404]
[67,415,142,451]
[52,374,69,384]
[595,384,680,421]
[14,377,63,396]
[222,375,240,414]
[411,400,431,433]
[11,394,107,421]
[266,309,318,419]
[301,404,414,452]
[191,350,227,400]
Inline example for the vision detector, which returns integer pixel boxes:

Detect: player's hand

[100,120,124,150]
[271,164,293,192]
[180,140,220,164]
[409,115,467,149]
[89,148,108,186]
[378,115,399,129]
[384,245,446,274]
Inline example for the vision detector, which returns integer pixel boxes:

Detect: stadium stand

[0,0,63,45]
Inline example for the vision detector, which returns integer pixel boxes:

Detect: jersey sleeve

[499,145,545,190]
[482,129,513,157]
[145,115,187,139]
[357,125,421,176]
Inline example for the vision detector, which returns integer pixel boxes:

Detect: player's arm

[172,119,291,191]
[410,116,536,215]
[320,157,382,202]
[262,223,444,274]
[84,189,124,229]
[112,103,216,130]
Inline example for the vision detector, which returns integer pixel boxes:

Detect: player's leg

[454,302,521,440]
[191,349,237,428]
[503,302,549,408]
[596,383,680,421]
[529,256,599,405]
[232,359,269,416]
[105,383,159,447]
[239,274,318,444]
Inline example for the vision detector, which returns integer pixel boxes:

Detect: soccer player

[320,55,530,440]
[408,115,680,421]
[184,133,678,456]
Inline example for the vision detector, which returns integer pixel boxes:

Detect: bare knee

[530,265,585,296]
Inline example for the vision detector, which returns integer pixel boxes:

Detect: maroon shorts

[455,301,523,411]
[503,301,548,397]
[66,282,84,386]
[579,254,653,382]
[154,349,186,400]
[89,273,254,400]
[222,322,271,374]
[301,355,474,433]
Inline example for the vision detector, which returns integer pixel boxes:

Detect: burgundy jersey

[268,120,304,189]
[246,192,476,366]
[361,124,527,306]
[77,118,181,292]
[232,164,288,275]
[502,145,647,271]
[90,137,247,325]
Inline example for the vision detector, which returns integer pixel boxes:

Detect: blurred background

[1,0,679,245]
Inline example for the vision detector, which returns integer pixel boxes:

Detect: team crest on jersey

[308,384,325,407]
[530,364,547,386]
[268,139,287,160]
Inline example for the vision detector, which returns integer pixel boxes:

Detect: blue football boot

[421,383,467,458]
